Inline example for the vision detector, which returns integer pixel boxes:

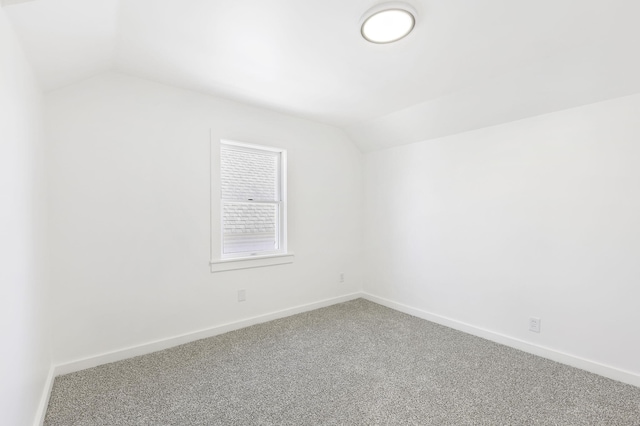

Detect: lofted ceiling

[4,0,640,152]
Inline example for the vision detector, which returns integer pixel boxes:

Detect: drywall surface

[346,38,640,153]
[0,10,51,426]
[364,93,640,377]
[46,72,363,364]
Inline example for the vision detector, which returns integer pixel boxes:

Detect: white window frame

[210,138,293,272]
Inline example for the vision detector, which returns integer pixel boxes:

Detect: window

[210,140,292,272]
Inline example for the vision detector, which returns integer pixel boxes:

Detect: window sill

[210,253,294,272]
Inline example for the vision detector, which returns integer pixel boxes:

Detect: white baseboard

[54,292,362,376]
[33,364,55,426]
[361,292,640,389]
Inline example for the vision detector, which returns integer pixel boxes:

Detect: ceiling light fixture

[361,2,417,44]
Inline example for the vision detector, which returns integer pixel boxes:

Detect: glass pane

[223,202,279,254]
[221,147,278,201]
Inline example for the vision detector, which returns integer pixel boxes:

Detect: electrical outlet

[529,317,541,333]
[339,272,345,283]
[238,289,246,302]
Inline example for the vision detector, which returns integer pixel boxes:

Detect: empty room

[2,0,640,424]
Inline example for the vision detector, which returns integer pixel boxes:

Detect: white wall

[0,10,51,426]
[46,72,363,365]
[364,93,640,380]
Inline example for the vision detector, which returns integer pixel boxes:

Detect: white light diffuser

[361,4,416,44]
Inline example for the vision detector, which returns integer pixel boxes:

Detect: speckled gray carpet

[45,299,640,425]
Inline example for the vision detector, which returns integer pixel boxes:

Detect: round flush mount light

[361,2,417,44]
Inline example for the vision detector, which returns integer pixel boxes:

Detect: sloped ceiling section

[347,31,640,152]
[5,0,640,152]
[3,0,119,91]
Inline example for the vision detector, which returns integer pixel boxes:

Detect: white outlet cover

[238,289,246,302]
[529,317,541,333]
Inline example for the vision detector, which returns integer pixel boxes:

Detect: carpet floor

[45,299,640,425]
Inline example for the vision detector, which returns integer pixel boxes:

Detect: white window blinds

[220,144,282,256]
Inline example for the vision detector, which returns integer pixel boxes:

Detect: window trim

[210,253,294,272]
[210,138,292,272]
